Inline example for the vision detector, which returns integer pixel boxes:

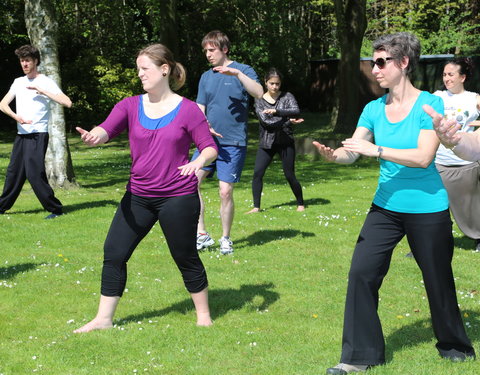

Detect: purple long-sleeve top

[99,96,217,197]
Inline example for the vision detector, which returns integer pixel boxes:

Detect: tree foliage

[0,0,478,132]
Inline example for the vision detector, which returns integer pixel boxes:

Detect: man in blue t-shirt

[193,30,263,255]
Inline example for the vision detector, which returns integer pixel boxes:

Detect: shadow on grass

[268,197,330,209]
[233,229,315,249]
[0,262,40,280]
[118,283,279,324]
[454,236,477,251]
[80,179,127,189]
[10,199,119,215]
[385,309,479,363]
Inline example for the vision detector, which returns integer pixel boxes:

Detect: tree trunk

[332,0,367,134]
[155,0,179,57]
[24,0,77,188]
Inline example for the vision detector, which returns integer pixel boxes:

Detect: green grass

[0,121,478,375]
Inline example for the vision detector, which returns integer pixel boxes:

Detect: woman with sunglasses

[314,32,475,374]
[246,67,305,214]
[433,58,480,252]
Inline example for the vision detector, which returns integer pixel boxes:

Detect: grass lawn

[0,115,478,375]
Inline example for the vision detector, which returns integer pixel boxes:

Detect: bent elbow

[417,156,434,169]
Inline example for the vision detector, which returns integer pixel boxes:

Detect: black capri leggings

[252,144,304,208]
[101,192,208,296]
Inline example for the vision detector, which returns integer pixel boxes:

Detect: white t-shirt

[9,74,62,134]
[434,90,480,166]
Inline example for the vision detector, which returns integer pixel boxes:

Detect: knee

[103,240,127,268]
[219,186,233,202]
[348,259,379,283]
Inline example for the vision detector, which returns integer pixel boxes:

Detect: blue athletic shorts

[192,145,247,183]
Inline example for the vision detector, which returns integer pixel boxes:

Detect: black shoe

[45,212,64,219]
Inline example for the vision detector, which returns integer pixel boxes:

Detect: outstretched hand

[212,66,240,76]
[26,85,45,95]
[423,104,461,148]
[312,141,337,162]
[290,118,304,125]
[178,158,204,176]
[76,127,103,146]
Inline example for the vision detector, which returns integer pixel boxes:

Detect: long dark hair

[264,67,283,83]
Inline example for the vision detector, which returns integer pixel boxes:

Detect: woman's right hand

[312,141,337,162]
[76,127,107,146]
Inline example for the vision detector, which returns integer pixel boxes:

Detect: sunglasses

[370,57,394,69]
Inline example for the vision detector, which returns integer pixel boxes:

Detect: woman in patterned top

[433,58,480,251]
[247,68,305,214]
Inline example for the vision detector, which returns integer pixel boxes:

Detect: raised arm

[26,85,72,108]
[213,66,263,98]
[424,104,480,162]
[76,126,109,146]
[342,129,439,168]
[313,126,373,164]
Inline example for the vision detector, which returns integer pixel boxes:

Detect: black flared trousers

[0,133,62,214]
[340,204,475,365]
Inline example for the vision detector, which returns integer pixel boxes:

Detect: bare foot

[246,208,260,214]
[196,312,213,326]
[73,318,113,333]
[296,205,305,212]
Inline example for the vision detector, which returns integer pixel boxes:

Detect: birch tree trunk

[24,0,77,188]
[332,0,367,134]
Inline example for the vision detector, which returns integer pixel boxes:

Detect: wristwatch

[377,146,384,160]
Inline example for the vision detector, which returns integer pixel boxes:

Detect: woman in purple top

[73,44,218,333]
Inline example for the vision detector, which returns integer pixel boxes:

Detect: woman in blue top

[314,32,475,374]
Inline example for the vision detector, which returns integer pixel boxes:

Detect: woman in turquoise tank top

[313,32,475,374]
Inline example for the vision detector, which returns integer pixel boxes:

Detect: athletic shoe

[45,212,64,219]
[219,236,234,255]
[475,239,480,252]
[326,363,369,374]
[196,232,214,251]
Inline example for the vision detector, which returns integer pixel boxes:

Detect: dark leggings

[341,204,475,365]
[251,144,304,208]
[101,192,208,296]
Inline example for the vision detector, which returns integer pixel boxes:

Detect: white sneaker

[326,363,369,374]
[219,236,234,255]
[196,232,214,251]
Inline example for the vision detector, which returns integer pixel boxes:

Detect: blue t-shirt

[358,91,448,213]
[197,61,259,146]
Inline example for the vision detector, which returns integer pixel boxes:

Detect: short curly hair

[372,32,420,78]
[15,45,41,65]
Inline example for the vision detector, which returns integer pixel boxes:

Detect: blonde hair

[137,44,186,91]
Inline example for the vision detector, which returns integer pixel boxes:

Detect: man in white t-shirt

[0,45,72,218]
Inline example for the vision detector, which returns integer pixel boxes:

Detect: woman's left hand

[342,138,378,157]
[290,118,304,125]
[178,158,204,176]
